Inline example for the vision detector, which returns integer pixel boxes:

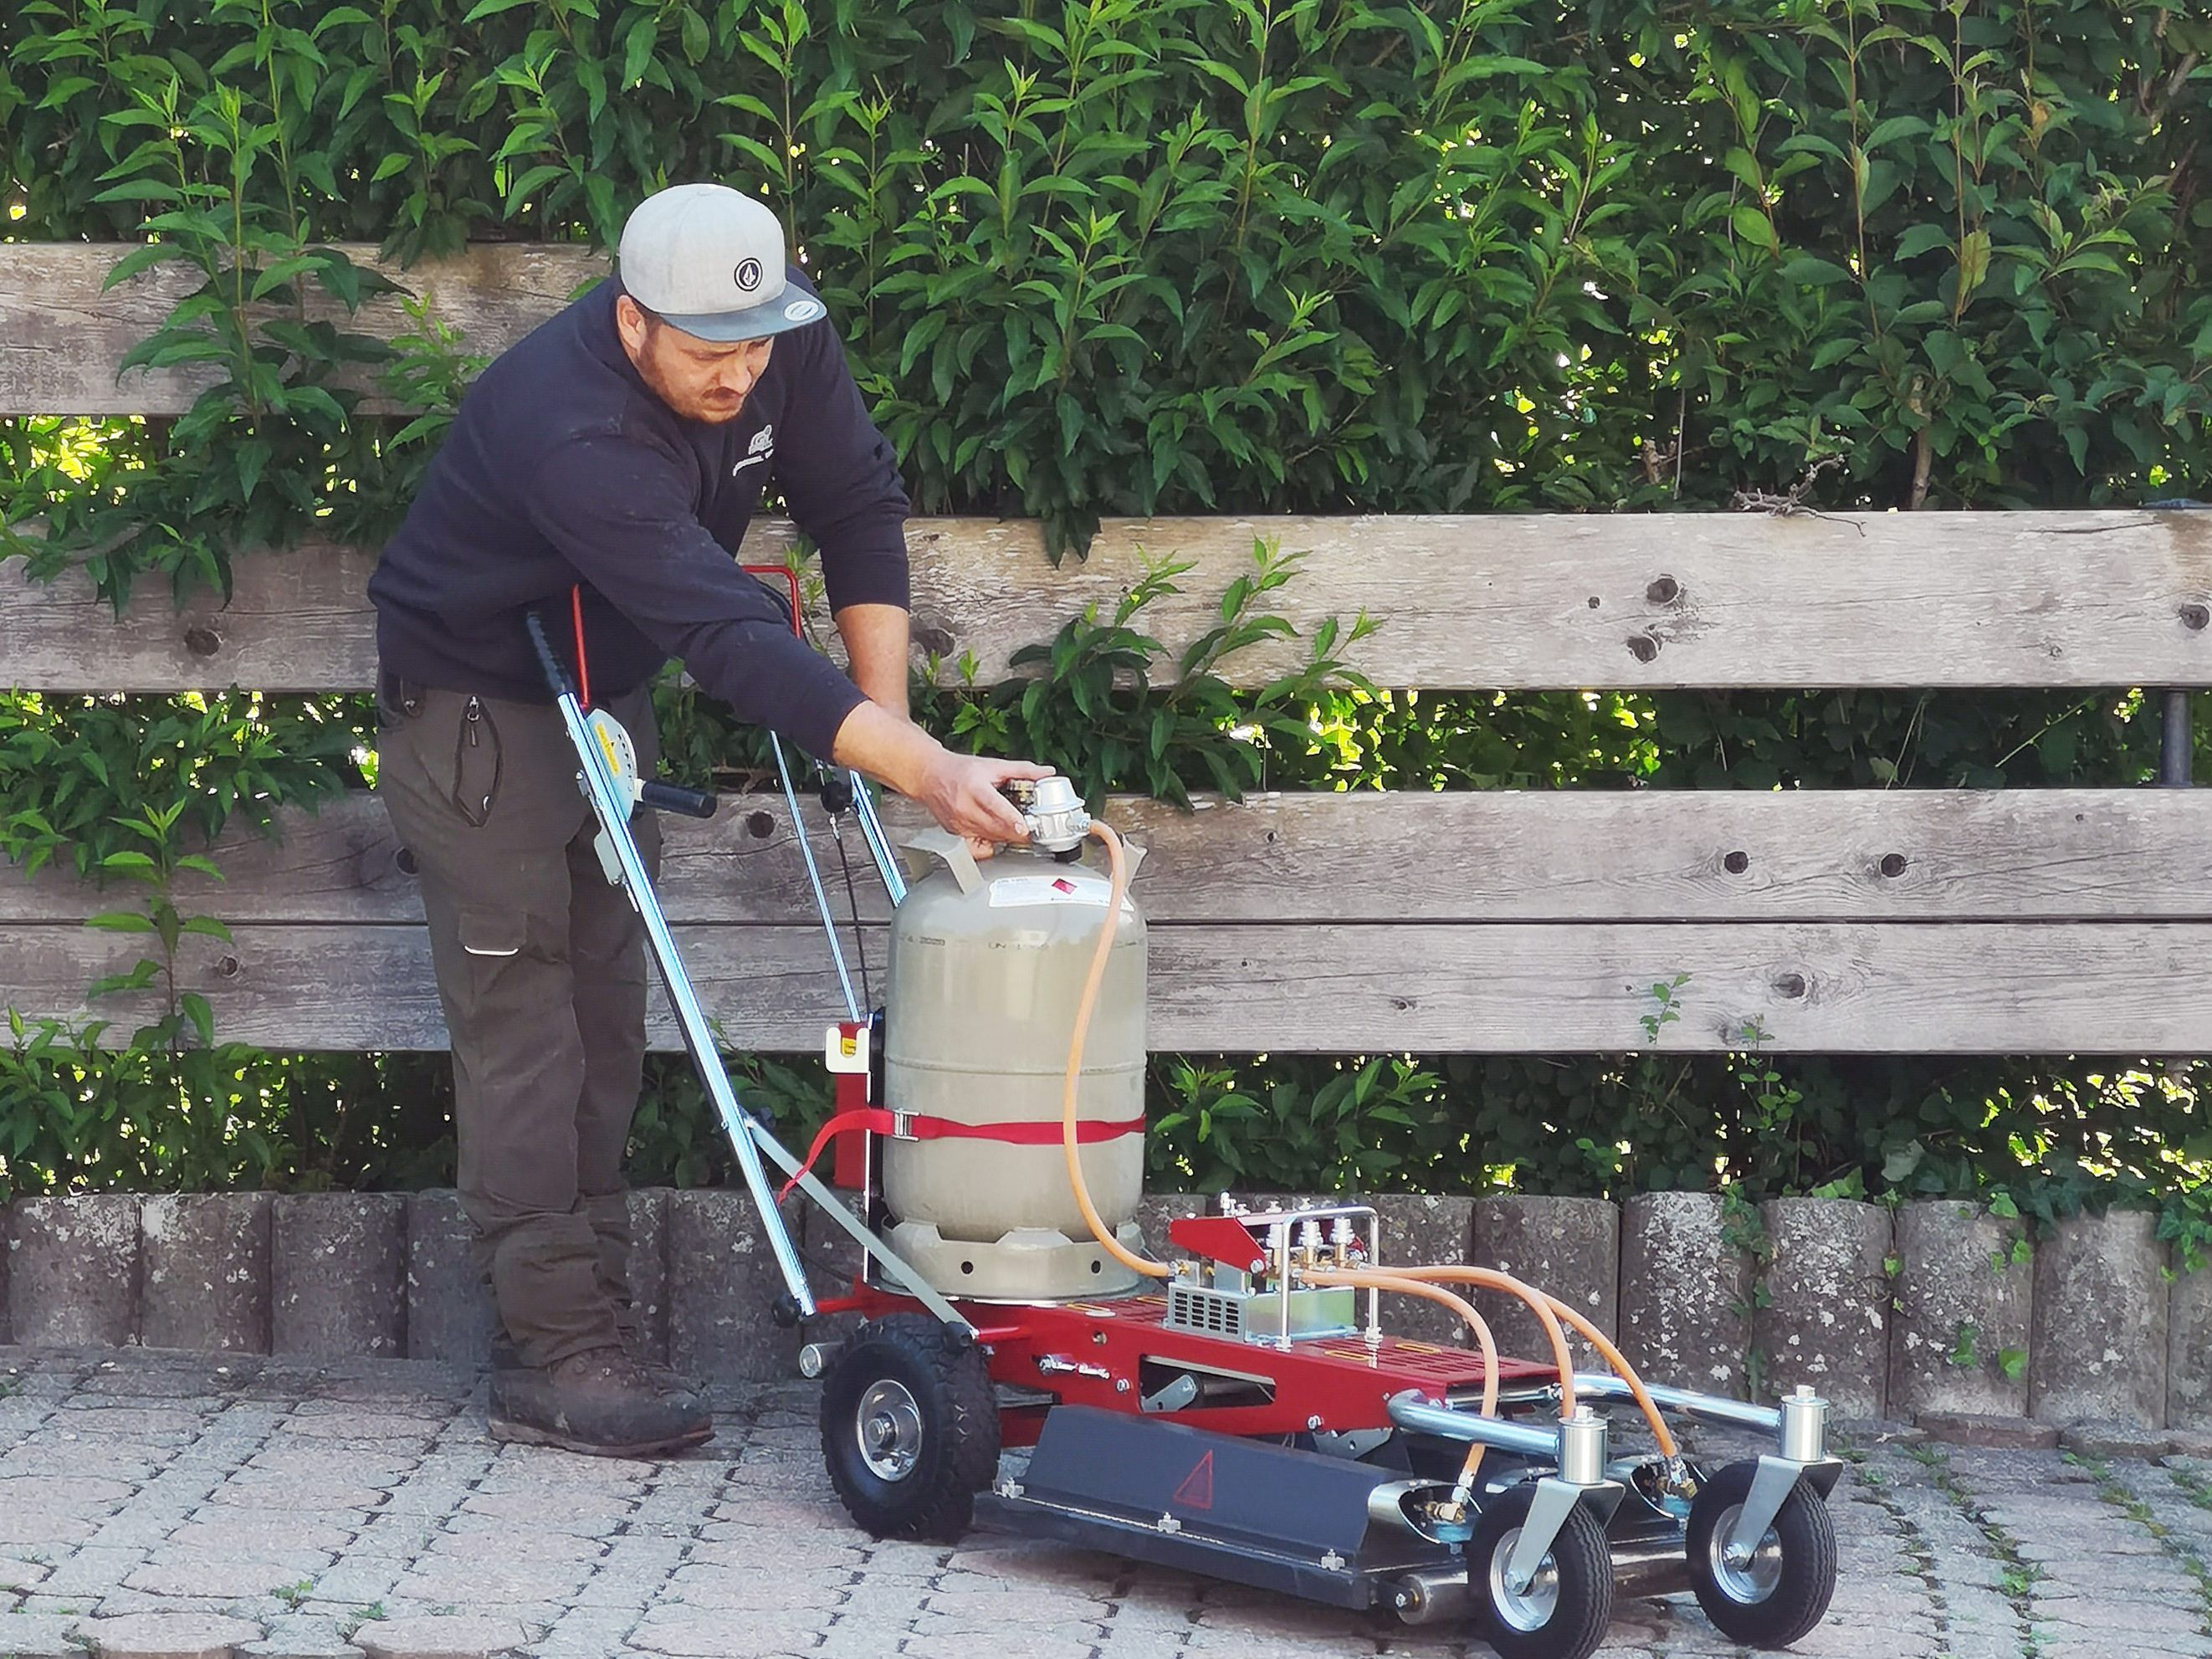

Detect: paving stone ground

[1,1348,2205,1659]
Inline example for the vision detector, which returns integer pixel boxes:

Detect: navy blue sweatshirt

[368,273,909,759]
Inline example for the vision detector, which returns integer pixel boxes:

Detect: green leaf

[84,911,156,933]
[1863,115,1932,151]
[1730,206,1778,255]
[462,0,536,19]
[1895,223,1951,262]
[90,178,182,205]
[1782,256,1855,287]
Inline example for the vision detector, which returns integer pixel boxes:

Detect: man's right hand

[915,750,1055,852]
[829,700,1053,856]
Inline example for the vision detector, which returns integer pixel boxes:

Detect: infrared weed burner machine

[529,602,1843,1659]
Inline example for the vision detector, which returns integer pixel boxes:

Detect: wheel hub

[1708,1502,1784,1603]
[855,1378,924,1482]
[1487,1526,1560,1631]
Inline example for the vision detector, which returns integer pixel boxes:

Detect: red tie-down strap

[779,1108,1146,1201]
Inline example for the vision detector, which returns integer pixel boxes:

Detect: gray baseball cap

[616,183,827,342]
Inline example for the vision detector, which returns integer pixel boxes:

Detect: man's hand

[915,750,1054,856]
[828,700,1052,858]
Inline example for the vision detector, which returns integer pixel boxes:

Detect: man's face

[616,295,774,424]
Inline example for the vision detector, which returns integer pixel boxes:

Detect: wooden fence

[6,244,2212,1055]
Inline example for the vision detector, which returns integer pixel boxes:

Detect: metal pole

[546,679,817,1317]
[2162,690,2193,786]
[771,735,859,1022]
[847,770,909,904]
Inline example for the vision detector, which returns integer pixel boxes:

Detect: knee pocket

[458,904,568,974]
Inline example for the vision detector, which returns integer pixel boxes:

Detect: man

[368,182,1047,1457]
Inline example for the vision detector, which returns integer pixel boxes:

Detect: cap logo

[734,258,763,292]
[784,298,823,323]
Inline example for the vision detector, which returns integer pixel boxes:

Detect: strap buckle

[889,1109,919,1140]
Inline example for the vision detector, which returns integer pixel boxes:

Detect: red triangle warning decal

[1171,1450,1215,1511]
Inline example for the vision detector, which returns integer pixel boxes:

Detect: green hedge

[3,0,2210,1242]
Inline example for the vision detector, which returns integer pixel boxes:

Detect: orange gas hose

[1393,1266,1680,1458]
[1063,820,1170,1280]
[1356,1265,1580,1421]
[1304,1267,1501,1489]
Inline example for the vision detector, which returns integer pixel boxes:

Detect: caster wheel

[819,1313,999,1542]
[1464,1482,1614,1659]
[1685,1459,1838,1646]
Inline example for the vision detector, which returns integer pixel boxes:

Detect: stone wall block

[8,1194,140,1346]
[2031,1208,2167,1427]
[1618,1192,1752,1397]
[1887,1199,2031,1422]
[403,1190,495,1368]
[2168,1259,2212,1431]
[1370,1194,1476,1346]
[1754,1197,1891,1418]
[626,1187,672,1365]
[668,1188,800,1385]
[271,1193,405,1359]
[1468,1196,1617,1370]
[141,1191,271,1353]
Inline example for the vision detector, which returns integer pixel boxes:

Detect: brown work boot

[489,1327,700,1400]
[488,1346,713,1457]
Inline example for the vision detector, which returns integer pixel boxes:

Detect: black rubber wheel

[1684,1459,1838,1647]
[1464,1482,1615,1659]
[819,1313,1000,1542]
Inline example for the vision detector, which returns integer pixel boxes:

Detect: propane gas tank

[882,830,1147,1299]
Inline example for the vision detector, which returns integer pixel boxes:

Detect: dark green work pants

[375,672,661,1368]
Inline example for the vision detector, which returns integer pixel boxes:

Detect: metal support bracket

[1724,1453,1812,1568]
[1502,1475,1624,1595]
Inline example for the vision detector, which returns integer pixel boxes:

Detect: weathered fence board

[9,509,2212,692]
[0,241,605,415]
[8,787,2212,926]
[10,919,2212,1053]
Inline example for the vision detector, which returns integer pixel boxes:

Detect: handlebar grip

[639,781,719,819]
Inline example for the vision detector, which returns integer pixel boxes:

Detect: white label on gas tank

[988,873,1117,909]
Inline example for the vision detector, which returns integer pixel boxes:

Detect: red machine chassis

[819,1283,1555,1450]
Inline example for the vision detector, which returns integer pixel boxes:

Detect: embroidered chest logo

[732,423,776,476]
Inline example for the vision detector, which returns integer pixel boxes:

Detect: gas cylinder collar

[1007,775,1092,853]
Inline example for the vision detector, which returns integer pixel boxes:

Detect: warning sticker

[988,874,1117,909]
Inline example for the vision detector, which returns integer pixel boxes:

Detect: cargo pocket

[458,905,525,961]
[450,694,503,827]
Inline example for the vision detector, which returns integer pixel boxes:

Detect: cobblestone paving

[1,1348,2205,1659]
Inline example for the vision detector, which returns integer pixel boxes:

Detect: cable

[1344,1264,1580,1421]
[831,812,873,1007]
[1388,1266,1680,1458]
[570,585,592,711]
[1303,1267,1500,1491]
[1062,820,1168,1279]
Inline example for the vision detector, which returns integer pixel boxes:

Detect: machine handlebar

[640,781,719,819]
